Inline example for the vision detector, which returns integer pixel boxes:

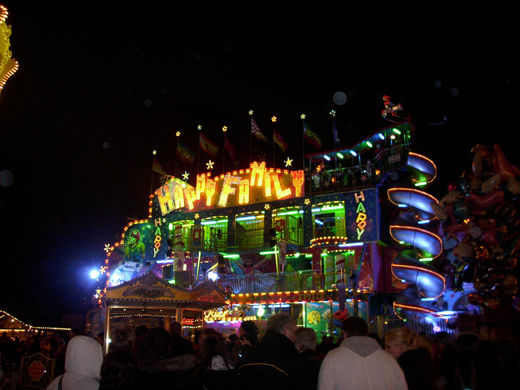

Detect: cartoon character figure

[123,229,146,262]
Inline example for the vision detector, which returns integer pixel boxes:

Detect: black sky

[0,1,517,315]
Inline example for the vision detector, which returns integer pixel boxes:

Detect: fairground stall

[93,119,451,340]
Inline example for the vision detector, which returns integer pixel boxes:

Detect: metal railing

[209,270,353,294]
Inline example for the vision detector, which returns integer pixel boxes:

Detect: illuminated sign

[154,162,304,216]
[153,218,162,258]
[354,191,367,240]
[344,189,378,242]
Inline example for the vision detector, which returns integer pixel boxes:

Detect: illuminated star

[284,157,293,167]
[249,110,254,116]
[96,288,102,296]
[264,204,271,210]
[176,131,181,137]
[222,126,228,133]
[104,244,111,253]
[300,113,306,120]
[194,213,200,219]
[206,160,214,170]
[152,150,157,155]
[304,198,311,206]
[182,171,190,181]
[271,116,277,123]
[197,124,202,130]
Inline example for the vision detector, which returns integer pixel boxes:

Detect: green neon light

[414,181,428,187]
[366,141,373,148]
[392,128,402,135]
[275,210,299,216]
[223,254,240,259]
[168,280,175,284]
[259,250,278,255]
[419,257,433,262]
[305,254,312,258]
[337,152,344,159]
[216,219,229,223]
[168,223,173,231]
[320,205,344,211]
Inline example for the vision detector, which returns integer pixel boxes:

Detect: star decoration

[271,116,277,123]
[104,244,111,253]
[182,171,190,181]
[300,113,306,120]
[194,213,200,219]
[284,157,293,167]
[264,204,271,210]
[249,110,254,116]
[96,288,102,296]
[197,124,202,130]
[206,160,214,170]
[304,198,311,206]
[152,150,157,155]
[176,131,181,137]
[222,126,228,132]
[329,109,336,117]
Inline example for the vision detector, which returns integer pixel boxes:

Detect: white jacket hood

[47,335,103,390]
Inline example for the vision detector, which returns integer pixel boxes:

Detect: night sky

[0,2,516,315]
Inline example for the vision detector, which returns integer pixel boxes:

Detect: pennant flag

[273,129,288,152]
[224,134,237,163]
[303,121,322,149]
[177,140,196,163]
[251,118,268,142]
[152,157,168,176]
[332,120,340,145]
[199,133,220,158]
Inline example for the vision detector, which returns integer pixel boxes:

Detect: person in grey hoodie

[318,317,408,390]
[47,335,103,390]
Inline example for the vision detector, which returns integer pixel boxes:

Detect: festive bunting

[177,140,196,163]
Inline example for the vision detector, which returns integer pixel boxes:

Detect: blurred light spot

[449,87,459,97]
[0,169,14,187]
[144,98,153,108]
[103,141,110,150]
[433,80,442,88]
[333,91,347,106]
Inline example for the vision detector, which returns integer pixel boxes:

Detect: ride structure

[92,117,453,339]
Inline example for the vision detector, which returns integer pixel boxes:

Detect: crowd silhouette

[1,313,519,390]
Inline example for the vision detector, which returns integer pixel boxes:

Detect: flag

[303,121,322,149]
[273,129,288,152]
[332,120,340,145]
[199,133,220,158]
[177,140,196,163]
[152,157,168,176]
[251,118,268,142]
[224,134,237,163]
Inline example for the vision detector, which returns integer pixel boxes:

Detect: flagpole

[222,125,227,172]
[300,114,306,170]
[197,124,202,176]
[150,150,157,197]
[331,109,337,171]
[249,110,253,163]
[175,131,180,177]
[271,115,277,167]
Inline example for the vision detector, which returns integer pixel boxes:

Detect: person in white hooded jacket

[47,335,103,390]
[318,317,408,390]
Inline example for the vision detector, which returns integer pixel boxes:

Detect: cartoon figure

[122,229,146,262]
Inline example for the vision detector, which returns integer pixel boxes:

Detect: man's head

[267,313,297,343]
[341,316,369,338]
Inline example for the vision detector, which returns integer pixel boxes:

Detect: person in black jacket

[237,313,314,390]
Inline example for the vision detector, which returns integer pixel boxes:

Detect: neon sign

[153,218,162,258]
[354,191,367,240]
[154,162,304,216]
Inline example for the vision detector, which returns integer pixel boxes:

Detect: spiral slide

[407,152,437,184]
[388,153,446,321]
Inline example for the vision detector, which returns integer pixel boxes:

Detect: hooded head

[65,335,103,380]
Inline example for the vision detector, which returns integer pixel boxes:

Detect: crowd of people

[1,313,519,390]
